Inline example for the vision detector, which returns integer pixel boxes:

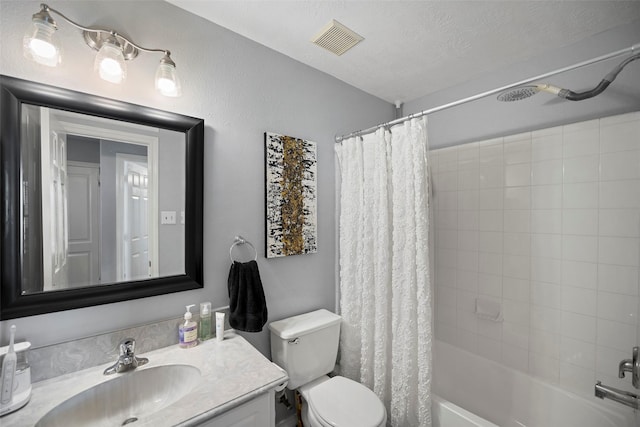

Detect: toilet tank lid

[269,309,341,339]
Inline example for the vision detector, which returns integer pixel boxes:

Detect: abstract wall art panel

[264,132,317,258]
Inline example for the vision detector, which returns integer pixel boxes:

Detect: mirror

[1,75,204,319]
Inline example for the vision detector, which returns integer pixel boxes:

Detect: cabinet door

[198,392,274,427]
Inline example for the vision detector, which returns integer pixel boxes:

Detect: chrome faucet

[103,338,149,375]
[595,381,639,410]
[618,346,639,389]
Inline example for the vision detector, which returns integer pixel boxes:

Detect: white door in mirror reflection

[67,162,101,287]
[41,109,69,290]
[117,155,151,281]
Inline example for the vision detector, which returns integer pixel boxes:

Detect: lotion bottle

[198,302,212,341]
[179,305,198,348]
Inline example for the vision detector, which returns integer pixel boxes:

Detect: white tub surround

[432,396,498,427]
[434,340,637,427]
[1,333,288,426]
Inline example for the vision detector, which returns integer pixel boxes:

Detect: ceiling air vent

[311,20,364,56]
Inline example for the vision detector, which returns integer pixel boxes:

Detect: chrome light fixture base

[83,30,139,61]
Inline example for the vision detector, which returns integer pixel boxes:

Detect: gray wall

[0,1,394,357]
[404,19,640,149]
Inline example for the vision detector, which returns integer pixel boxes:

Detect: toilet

[269,309,387,427]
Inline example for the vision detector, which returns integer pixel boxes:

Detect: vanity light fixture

[23,3,182,97]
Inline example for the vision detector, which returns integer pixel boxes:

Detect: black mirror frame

[1,75,204,319]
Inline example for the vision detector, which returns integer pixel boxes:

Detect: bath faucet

[103,338,149,375]
[594,381,639,410]
[618,346,639,389]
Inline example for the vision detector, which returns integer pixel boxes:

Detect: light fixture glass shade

[23,20,61,67]
[155,59,182,97]
[94,38,126,84]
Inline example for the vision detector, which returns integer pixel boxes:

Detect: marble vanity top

[2,332,288,426]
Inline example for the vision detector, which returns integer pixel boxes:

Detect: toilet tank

[269,309,341,389]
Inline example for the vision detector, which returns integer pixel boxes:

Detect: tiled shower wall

[431,111,640,398]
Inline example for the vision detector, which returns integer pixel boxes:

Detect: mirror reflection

[20,104,186,294]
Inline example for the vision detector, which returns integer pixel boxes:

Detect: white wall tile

[597,291,639,325]
[561,286,596,316]
[504,186,531,210]
[563,182,599,209]
[597,318,637,352]
[479,188,504,210]
[560,336,596,369]
[479,165,504,188]
[503,232,530,256]
[600,118,640,153]
[436,266,457,288]
[503,321,530,349]
[531,210,562,234]
[600,150,640,181]
[458,230,479,251]
[598,236,640,267]
[562,235,598,263]
[529,353,560,382]
[479,210,503,232]
[531,234,562,259]
[532,159,563,185]
[436,210,458,230]
[458,190,479,211]
[505,163,531,187]
[479,139,503,166]
[563,120,599,158]
[531,257,562,284]
[530,329,560,359]
[599,209,640,237]
[436,171,458,191]
[504,137,531,165]
[503,254,530,280]
[596,345,631,380]
[600,180,640,209]
[532,127,563,161]
[598,264,639,296]
[478,273,503,298]
[531,281,562,309]
[563,155,600,183]
[531,305,561,332]
[477,314,503,341]
[456,270,479,293]
[504,210,530,233]
[479,231,503,253]
[562,209,598,236]
[477,337,502,363]
[436,229,458,249]
[458,169,480,190]
[503,277,530,302]
[561,311,596,343]
[562,261,597,290]
[458,210,479,230]
[532,185,562,209]
[457,142,479,170]
[479,252,503,276]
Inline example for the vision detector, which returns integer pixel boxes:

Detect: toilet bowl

[298,376,387,427]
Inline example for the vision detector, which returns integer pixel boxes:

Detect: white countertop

[1,332,288,426]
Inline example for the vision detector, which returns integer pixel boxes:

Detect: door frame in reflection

[40,108,159,289]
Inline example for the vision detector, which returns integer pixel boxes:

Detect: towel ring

[229,235,257,263]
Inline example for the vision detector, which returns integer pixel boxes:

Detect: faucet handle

[118,338,136,356]
[618,346,639,389]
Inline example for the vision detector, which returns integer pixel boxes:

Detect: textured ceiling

[168,1,640,104]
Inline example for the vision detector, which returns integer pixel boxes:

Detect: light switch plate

[161,211,176,225]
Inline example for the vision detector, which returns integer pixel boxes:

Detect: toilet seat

[303,376,386,427]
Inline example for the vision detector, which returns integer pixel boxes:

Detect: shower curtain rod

[335,42,640,143]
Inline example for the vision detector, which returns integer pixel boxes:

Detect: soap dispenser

[179,305,198,348]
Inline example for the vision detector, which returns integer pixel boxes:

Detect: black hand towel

[228,260,268,332]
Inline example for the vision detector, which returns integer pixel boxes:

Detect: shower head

[497,52,639,103]
[496,85,541,102]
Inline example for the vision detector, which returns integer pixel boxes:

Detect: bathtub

[432,340,638,427]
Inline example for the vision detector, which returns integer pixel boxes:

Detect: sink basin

[36,364,201,427]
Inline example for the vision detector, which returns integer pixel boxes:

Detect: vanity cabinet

[197,391,275,427]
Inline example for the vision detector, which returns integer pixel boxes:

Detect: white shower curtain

[335,117,432,427]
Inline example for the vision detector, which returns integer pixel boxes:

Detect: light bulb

[94,38,126,84]
[155,56,182,97]
[23,20,61,67]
